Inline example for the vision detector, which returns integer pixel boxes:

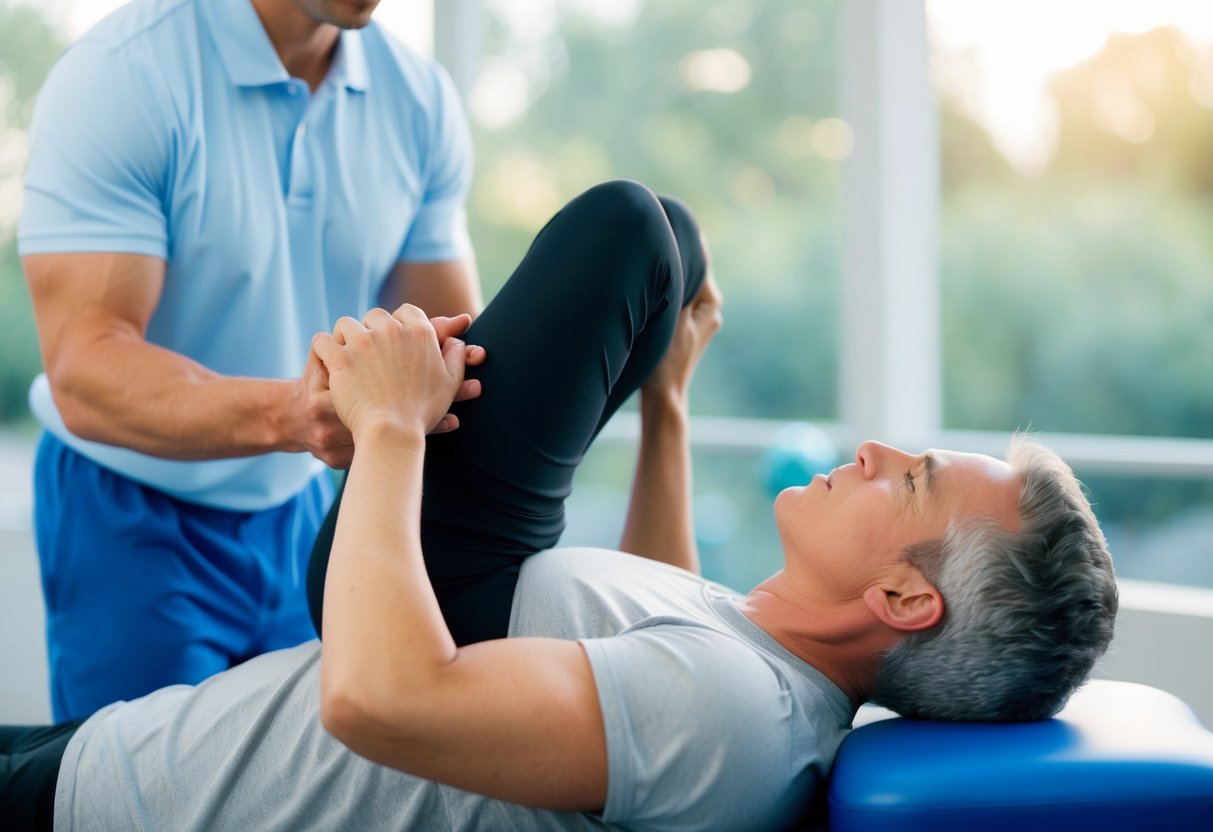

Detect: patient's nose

[855,441,913,479]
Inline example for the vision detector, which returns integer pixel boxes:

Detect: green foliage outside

[0,1,63,422]
[467,0,844,422]
[0,1,1210,585]
[934,27,1213,544]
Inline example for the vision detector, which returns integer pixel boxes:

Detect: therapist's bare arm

[23,251,326,460]
[380,259,484,320]
[316,307,607,810]
[23,252,482,467]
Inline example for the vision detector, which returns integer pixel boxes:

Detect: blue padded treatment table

[828,680,1213,831]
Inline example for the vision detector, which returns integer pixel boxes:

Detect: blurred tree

[938,25,1213,535]
[0,0,65,422]
[941,182,1213,440]
[938,26,1213,447]
[1049,26,1213,194]
[469,0,844,420]
[938,98,1015,193]
[0,1,63,110]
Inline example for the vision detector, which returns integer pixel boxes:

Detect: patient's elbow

[320,673,409,756]
[320,680,369,747]
[321,670,438,763]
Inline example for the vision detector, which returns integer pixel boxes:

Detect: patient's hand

[312,305,470,440]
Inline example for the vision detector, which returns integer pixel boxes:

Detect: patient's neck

[737,573,897,709]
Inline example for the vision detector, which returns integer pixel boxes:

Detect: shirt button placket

[287,82,313,202]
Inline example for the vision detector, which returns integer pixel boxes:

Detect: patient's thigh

[309,181,696,643]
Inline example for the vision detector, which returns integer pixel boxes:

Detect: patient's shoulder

[585,624,838,831]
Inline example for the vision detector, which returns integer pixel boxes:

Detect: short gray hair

[869,436,1118,721]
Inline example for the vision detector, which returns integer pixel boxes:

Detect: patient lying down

[0,182,1117,832]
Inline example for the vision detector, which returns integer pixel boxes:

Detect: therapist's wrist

[271,378,356,468]
[267,378,308,452]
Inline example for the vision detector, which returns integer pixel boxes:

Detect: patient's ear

[862,572,943,632]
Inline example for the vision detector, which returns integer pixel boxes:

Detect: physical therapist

[18,0,483,721]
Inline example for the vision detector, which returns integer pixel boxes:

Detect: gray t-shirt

[55,548,853,831]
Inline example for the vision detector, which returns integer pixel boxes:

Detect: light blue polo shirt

[19,0,473,510]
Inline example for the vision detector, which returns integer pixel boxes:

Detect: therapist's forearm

[49,331,305,460]
[382,258,484,320]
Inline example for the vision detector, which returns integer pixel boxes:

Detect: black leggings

[0,720,87,832]
[0,181,705,828]
[308,179,707,644]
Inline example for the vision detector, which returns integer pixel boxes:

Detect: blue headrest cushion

[828,680,1213,831]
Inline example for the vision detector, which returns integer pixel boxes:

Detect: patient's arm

[314,308,607,810]
[620,273,722,574]
[620,387,698,572]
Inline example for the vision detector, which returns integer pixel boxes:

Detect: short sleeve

[581,626,811,832]
[18,40,171,259]
[397,63,473,263]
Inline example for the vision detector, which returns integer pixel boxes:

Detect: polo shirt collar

[330,29,369,92]
[203,0,369,92]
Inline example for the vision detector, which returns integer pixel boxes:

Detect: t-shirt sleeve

[581,626,811,832]
[397,62,473,263]
[18,41,171,259]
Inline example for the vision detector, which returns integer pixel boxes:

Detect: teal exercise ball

[693,492,739,548]
[760,423,840,500]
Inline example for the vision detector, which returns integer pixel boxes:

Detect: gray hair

[869,436,1118,721]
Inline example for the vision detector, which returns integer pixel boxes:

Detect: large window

[1,0,1210,591]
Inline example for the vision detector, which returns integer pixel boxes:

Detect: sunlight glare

[477,150,561,230]
[469,59,530,131]
[680,48,752,94]
[1092,70,1156,144]
[928,0,1213,171]
[809,117,854,161]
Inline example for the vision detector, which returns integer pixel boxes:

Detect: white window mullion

[433,0,484,101]
[840,0,941,449]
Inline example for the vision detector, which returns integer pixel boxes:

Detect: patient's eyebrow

[924,452,937,496]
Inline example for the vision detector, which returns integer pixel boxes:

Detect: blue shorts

[33,433,333,721]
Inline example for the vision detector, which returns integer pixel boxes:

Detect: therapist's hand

[312,306,468,441]
[287,348,357,469]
